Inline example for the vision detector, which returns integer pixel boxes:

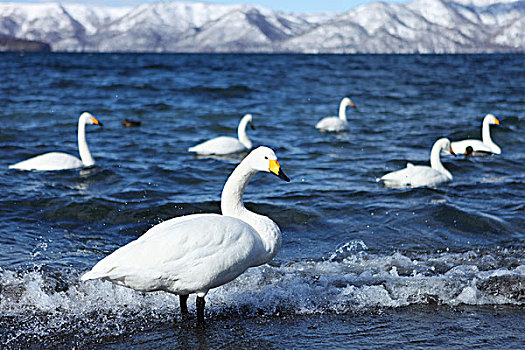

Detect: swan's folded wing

[379,167,412,188]
[407,167,450,187]
[188,136,246,155]
[380,166,447,188]
[81,214,265,293]
[136,214,218,242]
[315,116,347,131]
[9,152,84,171]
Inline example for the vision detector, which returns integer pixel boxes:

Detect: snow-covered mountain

[0,0,523,53]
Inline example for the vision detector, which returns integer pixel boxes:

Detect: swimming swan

[81,146,290,323]
[188,114,254,155]
[315,97,355,132]
[451,114,501,155]
[379,138,455,188]
[9,112,103,171]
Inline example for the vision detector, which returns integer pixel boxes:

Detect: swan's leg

[179,294,189,318]
[196,296,206,323]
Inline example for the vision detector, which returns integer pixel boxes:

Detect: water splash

[1,247,523,345]
[328,239,368,261]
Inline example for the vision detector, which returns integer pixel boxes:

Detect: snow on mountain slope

[187,9,274,52]
[454,0,519,6]
[0,0,523,53]
[107,1,235,34]
[493,15,525,47]
[0,3,82,44]
[62,4,131,35]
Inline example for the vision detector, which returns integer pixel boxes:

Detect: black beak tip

[98,122,104,127]
[278,169,290,182]
[250,123,255,130]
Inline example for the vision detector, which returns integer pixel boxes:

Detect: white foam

[0,248,523,340]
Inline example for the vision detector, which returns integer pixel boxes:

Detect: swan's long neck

[221,161,254,217]
[430,142,452,179]
[237,117,252,149]
[221,161,281,264]
[78,118,95,167]
[338,100,349,121]
[481,118,500,153]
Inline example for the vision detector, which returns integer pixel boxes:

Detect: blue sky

[7,0,409,12]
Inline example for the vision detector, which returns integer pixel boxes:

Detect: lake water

[0,53,523,348]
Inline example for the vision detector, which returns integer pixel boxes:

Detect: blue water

[0,53,524,348]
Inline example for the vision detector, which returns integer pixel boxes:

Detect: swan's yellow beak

[494,117,500,125]
[350,101,356,108]
[269,159,290,182]
[92,117,103,126]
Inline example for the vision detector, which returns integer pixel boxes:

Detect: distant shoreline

[0,36,51,52]
[1,51,523,55]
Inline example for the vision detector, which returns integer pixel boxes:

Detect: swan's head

[80,112,103,126]
[484,113,500,125]
[435,138,454,155]
[242,114,255,130]
[247,146,290,182]
[341,97,356,108]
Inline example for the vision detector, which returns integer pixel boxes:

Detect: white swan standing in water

[378,138,456,188]
[81,146,290,323]
[451,114,501,155]
[188,114,254,155]
[315,97,355,132]
[9,112,103,171]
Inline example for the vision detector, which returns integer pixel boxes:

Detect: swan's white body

[81,214,268,295]
[451,114,501,155]
[81,147,289,301]
[315,97,355,132]
[379,138,454,188]
[9,112,102,171]
[188,114,254,155]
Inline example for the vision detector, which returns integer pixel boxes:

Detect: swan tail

[81,266,134,282]
[188,145,207,154]
[80,268,111,281]
[81,261,122,281]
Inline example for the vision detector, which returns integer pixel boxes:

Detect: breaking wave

[1,242,523,345]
